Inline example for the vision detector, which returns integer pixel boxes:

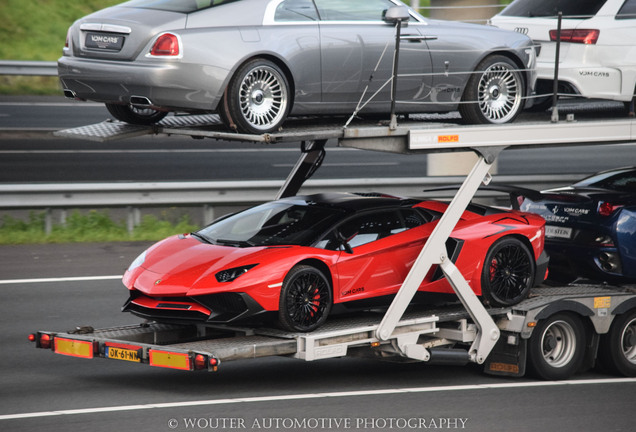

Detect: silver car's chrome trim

[262,0,425,25]
[80,23,132,34]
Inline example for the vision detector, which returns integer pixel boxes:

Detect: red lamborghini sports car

[122,193,549,332]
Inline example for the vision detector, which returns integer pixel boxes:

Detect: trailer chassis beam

[375,146,504,364]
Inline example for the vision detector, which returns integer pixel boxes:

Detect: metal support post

[389,17,403,131]
[376,146,504,362]
[275,139,327,199]
[551,12,562,123]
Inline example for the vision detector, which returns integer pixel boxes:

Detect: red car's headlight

[215,264,258,283]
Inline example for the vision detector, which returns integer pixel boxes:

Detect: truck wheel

[527,313,586,380]
[278,265,332,332]
[481,237,534,306]
[105,103,167,125]
[598,309,636,377]
[221,58,290,134]
[459,55,524,124]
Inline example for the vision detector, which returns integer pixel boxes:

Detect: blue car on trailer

[520,167,636,284]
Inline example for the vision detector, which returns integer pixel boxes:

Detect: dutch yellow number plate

[106,347,140,362]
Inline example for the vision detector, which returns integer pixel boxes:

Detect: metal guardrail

[0,175,579,210]
[0,60,57,76]
[0,174,580,234]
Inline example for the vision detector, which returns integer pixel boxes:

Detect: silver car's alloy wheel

[459,55,525,125]
[477,62,523,124]
[238,64,288,132]
[221,59,291,134]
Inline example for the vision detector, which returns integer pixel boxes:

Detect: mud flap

[483,331,527,377]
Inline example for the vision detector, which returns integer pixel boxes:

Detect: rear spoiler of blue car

[424,184,543,210]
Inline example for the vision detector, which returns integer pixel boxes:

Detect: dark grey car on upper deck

[59,0,537,134]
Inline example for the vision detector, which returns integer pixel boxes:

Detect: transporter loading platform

[33,112,636,379]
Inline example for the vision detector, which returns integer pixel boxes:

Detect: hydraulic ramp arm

[376,146,503,364]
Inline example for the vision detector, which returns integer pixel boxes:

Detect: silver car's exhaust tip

[63,89,80,100]
[130,95,153,107]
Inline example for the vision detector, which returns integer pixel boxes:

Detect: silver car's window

[617,0,636,19]
[275,0,319,21]
[499,0,606,18]
[314,0,397,21]
[122,0,238,13]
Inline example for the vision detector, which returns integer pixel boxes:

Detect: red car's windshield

[197,201,343,247]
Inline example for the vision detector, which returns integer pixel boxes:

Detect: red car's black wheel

[278,265,332,332]
[481,237,534,306]
[105,103,167,125]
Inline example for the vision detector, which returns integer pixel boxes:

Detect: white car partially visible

[490,0,636,110]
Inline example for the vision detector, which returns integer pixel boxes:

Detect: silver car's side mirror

[383,6,410,24]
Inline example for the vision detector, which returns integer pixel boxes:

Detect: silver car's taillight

[148,32,181,57]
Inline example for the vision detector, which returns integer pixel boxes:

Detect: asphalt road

[1,243,634,432]
[1,98,635,432]
[1,97,636,183]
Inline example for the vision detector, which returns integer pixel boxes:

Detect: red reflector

[150,33,180,56]
[550,29,599,44]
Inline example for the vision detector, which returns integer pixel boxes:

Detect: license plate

[106,347,140,363]
[545,225,573,239]
[85,32,124,50]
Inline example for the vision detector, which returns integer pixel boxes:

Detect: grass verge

[0,210,199,245]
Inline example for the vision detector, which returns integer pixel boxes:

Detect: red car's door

[329,208,433,303]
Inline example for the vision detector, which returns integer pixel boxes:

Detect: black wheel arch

[534,300,595,321]
[612,299,636,316]
[292,258,333,288]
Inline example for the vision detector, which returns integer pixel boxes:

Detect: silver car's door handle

[401,34,437,42]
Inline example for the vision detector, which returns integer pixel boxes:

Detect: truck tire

[598,309,636,377]
[481,237,534,306]
[278,265,332,332]
[527,313,586,380]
